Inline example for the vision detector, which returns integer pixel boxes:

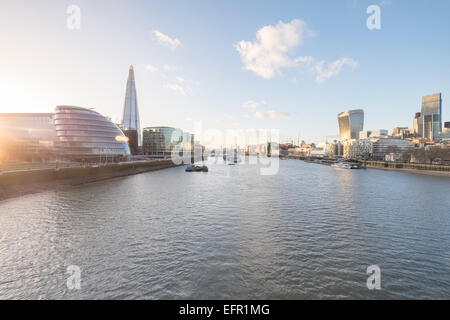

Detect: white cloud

[143,64,158,72]
[163,83,188,95]
[234,19,313,79]
[242,100,267,109]
[152,30,182,50]
[175,76,185,83]
[235,19,358,82]
[163,64,177,71]
[254,110,290,119]
[314,58,358,83]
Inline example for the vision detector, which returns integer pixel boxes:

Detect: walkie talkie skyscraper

[121,65,142,154]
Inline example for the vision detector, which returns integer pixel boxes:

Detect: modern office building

[1,107,130,162]
[338,109,364,141]
[421,93,442,141]
[0,113,58,161]
[371,138,414,161]
[413,112,422,137]
[121,65,142,154]
[54,106,130,160]
[142,126,186,158]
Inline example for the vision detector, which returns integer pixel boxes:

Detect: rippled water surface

[0,159,449,299]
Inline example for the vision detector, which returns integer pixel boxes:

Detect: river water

[0,159,449,299]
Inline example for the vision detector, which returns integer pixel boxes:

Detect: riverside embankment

[0,160,180,201]
[365,161,450,177]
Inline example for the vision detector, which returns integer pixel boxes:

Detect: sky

[0,0,449,145]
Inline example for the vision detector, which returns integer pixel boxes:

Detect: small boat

[186,165,208,172]
[332,162,361,169]
[332,162,352,169]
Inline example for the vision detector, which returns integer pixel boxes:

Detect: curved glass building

[338,109,364,141]
[54,106,130,160]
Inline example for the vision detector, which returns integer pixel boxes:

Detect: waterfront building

[54,106,130,161]
[421,93,442,141]
[121,65,142,154]
[142,126,194,158]
[338,109,364,141]
[371,137,414,161]
[326,141,344,157]
[0,113,57,161]
[342,139,372,159]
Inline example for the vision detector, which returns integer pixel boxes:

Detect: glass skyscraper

[338,109,364,141]
[421,93,442,141]
[121,65,142,154]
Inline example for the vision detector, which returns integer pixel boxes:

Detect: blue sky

[0,0,449,144]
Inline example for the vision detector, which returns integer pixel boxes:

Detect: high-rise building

[121,65,142,154]
[413,112,422,137]
[421,93,442,141]
[338,109,364,141]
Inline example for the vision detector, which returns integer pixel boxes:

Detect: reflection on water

[0,159,449,299]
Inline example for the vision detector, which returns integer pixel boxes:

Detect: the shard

[121,65,142,154]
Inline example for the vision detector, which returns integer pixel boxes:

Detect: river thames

[0,159,449,299]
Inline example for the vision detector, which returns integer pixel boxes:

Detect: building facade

[342,139,373,159]
[338,109,364,141]
[143,126,194,158]
[54,106,130,160]
[371,137,414,161]
[0,113,57,161]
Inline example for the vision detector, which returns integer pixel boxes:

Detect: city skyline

[0,0,449,144]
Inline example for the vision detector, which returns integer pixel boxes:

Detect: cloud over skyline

[234,19,357,83]
[314,58,358,83]
[234,19,313,79]
[152,30,182,50]
[254,110,290,119]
